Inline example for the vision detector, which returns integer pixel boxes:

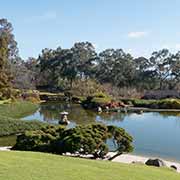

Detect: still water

[23,102,180,161]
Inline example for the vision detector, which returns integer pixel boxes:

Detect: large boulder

[145,159,166,167]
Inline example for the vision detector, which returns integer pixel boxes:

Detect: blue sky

[1,0,180,59]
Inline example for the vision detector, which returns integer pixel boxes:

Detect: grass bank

[121,98,180,109]
[0,151,179,180]
[0,116,45,136]
[0,101,46,136]
[0,101,39,118]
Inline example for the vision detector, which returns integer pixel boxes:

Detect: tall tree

[38,42,97,90]
[11,57,37,89]
[149,49,173,90]
[38,48,57,87]
[170,52,180,89]
[0,18,18,98]
[96,49,136,87]
[71,42,97,78]
[134,57,157,89]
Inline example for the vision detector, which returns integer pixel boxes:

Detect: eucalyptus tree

[54,48,76,88]
[96,49,116,83]
[170,52,180,89]
[96,49,136,87]
[134,57,157,89]
[112,49,136,87]
[0,18,18,62]
[38,48,58,87]
[71,42,97,79]
[54,41,97,89]
[38,42,97,89]
[149,49,173,90]
[0,18,18,98]
[12,57,39,90]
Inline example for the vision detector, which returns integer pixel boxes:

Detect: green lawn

[0,101,46,137]
[0,101,39,118]
[0,151,179,180]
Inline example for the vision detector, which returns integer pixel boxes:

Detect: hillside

[0,151,179,180]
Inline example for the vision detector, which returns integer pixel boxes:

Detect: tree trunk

[70,78,73,89]
[159,80,163,90]
[108,152,122,161]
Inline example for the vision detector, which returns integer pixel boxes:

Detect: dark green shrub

[108,125,133,153]
[13,123,133,159]
[54,124,109,158]
[12,125,65,151]
[131,99,156,107]
[121,98,180,109]
[155,99,180,109]
[82,95,112,109]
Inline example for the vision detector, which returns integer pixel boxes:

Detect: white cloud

[128,31,149,39]
[24,11,57,23]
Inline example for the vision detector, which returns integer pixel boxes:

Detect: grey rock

[145,159,166,167]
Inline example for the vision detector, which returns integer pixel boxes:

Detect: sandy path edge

[0,146,11,151]
[108,152,180,172]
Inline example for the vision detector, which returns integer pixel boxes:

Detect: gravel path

[108,152,180,172]
[0,146,12,151]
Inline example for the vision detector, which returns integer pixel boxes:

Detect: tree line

[30,43,180,92]
[0,18,180,100]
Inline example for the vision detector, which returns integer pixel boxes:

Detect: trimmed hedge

[82,95,112,109]
[13,124,133,159]
[121,98,180,109]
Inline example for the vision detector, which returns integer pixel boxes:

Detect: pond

[22,102,180,161]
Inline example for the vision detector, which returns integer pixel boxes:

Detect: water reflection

[39,102,97,124]
[159,111,180,117]
[96,112,126,123]
[25,102,126,125]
